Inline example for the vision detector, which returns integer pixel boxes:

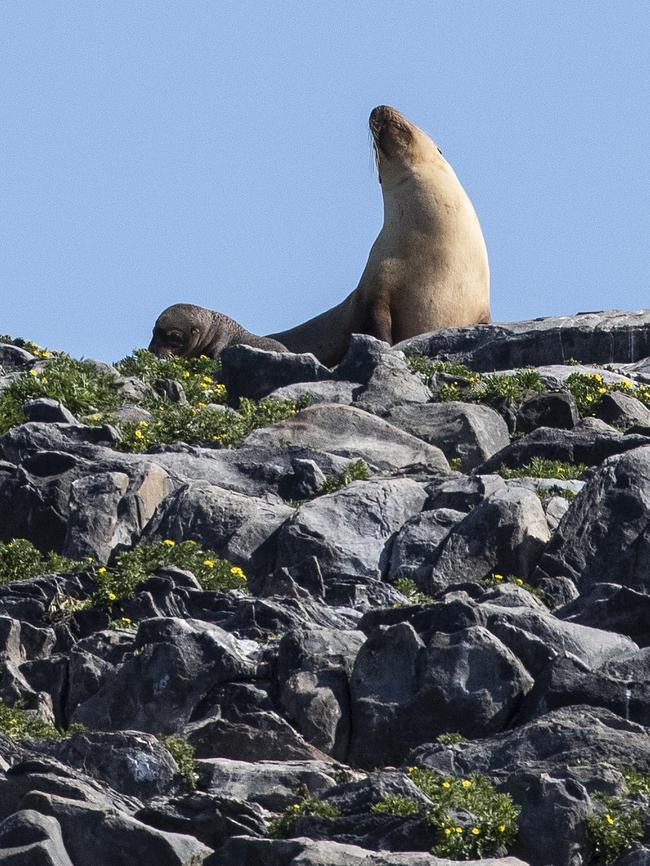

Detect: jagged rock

[274,479,428,583]
[152,378,188,404]
[379,403,509,470]
[387,509,465,587]
[244,405,449,474]
[277,628,366,759]
[427,487,550,593]
[55,730,180,799]
[0,344,35,367]
[220,344,332,400]
[72,618,258,733]
[354,364,432,412]
[514,650,650,726]
[23,398,79,425]
[0,809,74,866]
[142,481,292,574]
[535,446,650,593]
[596,390,650,428]
[505,770,591,866]
[613,850,650,866]
[216,835,531,865]
[349,622,534,767]
[135,791,266,850]
[556,583,650,647]
[269,381,357,405]
[197,757,342,810]
[333,334,403,384]
[516,392,579,433]
[410,706,650,777]
[475,425,649,474]
[394,310,650,370]
[427,473,506,511]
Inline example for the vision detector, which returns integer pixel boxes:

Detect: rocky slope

[0,310,649,866]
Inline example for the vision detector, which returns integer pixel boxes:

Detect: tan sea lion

[266,104,490,365]
[148,303,288,358]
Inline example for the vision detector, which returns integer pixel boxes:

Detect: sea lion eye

[437,146,443,155]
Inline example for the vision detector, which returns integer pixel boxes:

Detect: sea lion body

[268,105,489,366]
[148,303,288,359]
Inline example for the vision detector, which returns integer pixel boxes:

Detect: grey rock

[395,310,650,370]
[542,495,570,531]
[387,509,465,587]
[427,473,506,511]
[143,480,292,574]
[596,390,650,428]
[245,404,449,474]
[110,405,155,424]
[505,770,591,866]
[381,403,509,471]
[556,583,650,647]
[0,344,35,367]
[274,478,428,583]
[613,849,650,866]
[532,364,634,389]
[410,706,650,777]
[277,628,366,759]
[220,344,332,400]
[428,487,550,593]
[354,363,432,412]
[217,835,530,865]
[475,426,649,474]
[535,445,650,593]
[197,757,343,810]
[114,375,157,404]
[516,392,579,434]
[349,622,533,767]
[55,730,180,799]
[0,809,74,866]
[72,618,257,733]
[23,398,79,425]
[270,381,357,405]
[333,334,405,384]
[152,378,188,404]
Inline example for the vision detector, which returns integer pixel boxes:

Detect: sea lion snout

[369,104,414,160]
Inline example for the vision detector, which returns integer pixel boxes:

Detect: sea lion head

[148,303,234,358]
[370,105,444,186]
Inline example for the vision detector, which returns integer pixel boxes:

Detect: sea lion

[148,303,288,358]
[266,104,490,365]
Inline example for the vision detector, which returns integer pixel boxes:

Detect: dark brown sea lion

[148,303,288,358]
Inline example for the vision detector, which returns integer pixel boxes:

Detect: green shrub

[372,795,421,817]
[115,349,226,405]
[0,539,82,586]
[498,458,587,480]
[621,767,650,796]
[117,396,307,453]
[0,355,122,433]
[535,486,577,503]
[436,732,467,746]
[400,767,520,859]
[93,539,248,606]
[395,578,434,606]
[587,796,644,864]
[565,371,648,417]
[319,459,370,495]
[270,796,342,838]
[0,699,83,742]
[406,356,475,383]
[161,736,197,789]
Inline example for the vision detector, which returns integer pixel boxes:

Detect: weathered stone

[220,344,331,400]
[387,509,465,587]
[516,392,578,434]
[556,583,650,647]
[274,479,428,583]
[395,310,650,370]
[244,405,449,474]
[381,403,509,470]
[596,390,650,428]
[0,809,74,866]
[23,398,79,425]
[269,381,357,405]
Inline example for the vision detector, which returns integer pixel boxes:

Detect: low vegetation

[0,539,81,586]
[498,458,587,480]
[270,796,342,838]
[0,699,83,742]
[394,577,435,606]
[319,459,370,495]
[161,735,198,789]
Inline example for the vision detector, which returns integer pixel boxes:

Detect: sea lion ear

[190,327,199,336]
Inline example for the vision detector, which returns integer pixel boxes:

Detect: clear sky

[1,1,648,362]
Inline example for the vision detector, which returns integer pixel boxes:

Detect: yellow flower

[443,827,451,835]
[597,387,607,394]
[97,567,107,574]
[41,377,48,384]
[605,814,615,825]
[471,827,480,835]
[291,803,300,811]
[593,374,603,382]
[461,779,471,788]
[108,592,117,601]
[163,539,175,547]
[214,383,226,394]
[442,781,451,788]
[454,826,462,833]
[91,414,100,421]
[29,368,40,377]
[203,559,215,568]
[86,556,94,561]
[199,354,209,360]
[202,375,213,383]
[586,395,593,402]
[138,420,149,428]
[493,573,503,581]
[121,617,132,625]
[407,766,416,774]
[211,435,222,441]
[498,824,506,833]
[197,402,207,409]
[230,566,245,578]
[622,380,633,389]
[183,371,190,378]
[515,578,523,586]
[134,429,144,439]
[42,351,52,358]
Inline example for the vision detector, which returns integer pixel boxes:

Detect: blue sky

[1,1,648,361]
